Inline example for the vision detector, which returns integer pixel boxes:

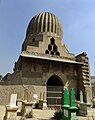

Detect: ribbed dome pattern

[26,12,63,37]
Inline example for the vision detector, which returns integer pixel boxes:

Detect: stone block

[79,102,92,116]
[4,106,18,120]
[39,100,47,110]
[21,101,33,118]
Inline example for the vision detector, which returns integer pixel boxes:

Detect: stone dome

[26,12,63,38]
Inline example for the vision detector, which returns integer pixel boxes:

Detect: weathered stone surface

[0,12,92,108]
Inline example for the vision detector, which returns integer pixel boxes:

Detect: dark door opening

[47,75,63,108]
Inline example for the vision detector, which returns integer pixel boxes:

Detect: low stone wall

[0,85,46,105]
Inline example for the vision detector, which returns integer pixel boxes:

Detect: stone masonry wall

[0,85,46,105]
[76,52,92,102]
[0,57,79,105]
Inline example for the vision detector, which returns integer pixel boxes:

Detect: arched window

[45,50,49,54]
[50,37,55,45]
[48,44,52,51]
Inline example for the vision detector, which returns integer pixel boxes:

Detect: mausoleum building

[0,12,92,107]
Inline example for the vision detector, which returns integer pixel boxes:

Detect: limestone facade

[0,12,92,106]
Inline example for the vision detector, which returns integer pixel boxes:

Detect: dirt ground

[0,105,95,120]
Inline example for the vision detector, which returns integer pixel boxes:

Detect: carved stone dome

[26,12,63,38]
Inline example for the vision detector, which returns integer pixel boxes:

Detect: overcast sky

[0,0,95,76]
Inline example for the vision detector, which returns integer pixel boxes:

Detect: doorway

[47,75,63,108]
